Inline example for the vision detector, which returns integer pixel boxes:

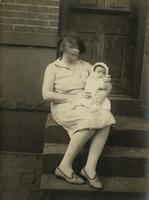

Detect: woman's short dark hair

[58,32,86,55]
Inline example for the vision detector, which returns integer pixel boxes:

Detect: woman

[42,33,115,189]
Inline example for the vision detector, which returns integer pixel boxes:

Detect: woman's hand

[91,91,106,106]
[91,97,102,107]
[67,96,74,104]
[67,92,91,106]
[84,92,92,99]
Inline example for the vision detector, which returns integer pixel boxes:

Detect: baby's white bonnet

[92,62,109,76]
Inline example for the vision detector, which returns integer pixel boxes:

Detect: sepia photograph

[0,0,149,199]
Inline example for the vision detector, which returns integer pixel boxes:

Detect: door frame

[58,0,147,99]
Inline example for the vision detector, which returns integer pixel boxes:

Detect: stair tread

[46,115,149,131]
[43,144,149,159]
[40,174,149,193]
[114,116,149,131]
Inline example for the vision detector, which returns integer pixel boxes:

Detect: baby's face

[94,66,106,78]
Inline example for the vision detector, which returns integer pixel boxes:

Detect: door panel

[104,34,125,79]
[104,34,129,94]
[60,1,136,96]
[77,32,98,64]
[69,12,128,34]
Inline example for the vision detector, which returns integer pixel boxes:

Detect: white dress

[46,58,116,137]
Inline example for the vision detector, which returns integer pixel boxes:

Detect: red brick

[0,153,16,163]
[1,4,27,11]
[27,5,50,13]
[1,191,18,200]
[16,0,37,4]
[0,163,14,176]
[0,10,15,17]
[0,177,8,187]
[3,17,26,25]
[26,19,48,26]
[20,155,42,171]
[16,0,60,6]
[8,190,33,199]
[0,4,3,10]
[48,0,60,7]
[13,156,26,169]
[15,25,37,32]
[48,6,59,14]
[39,14,51,20]
[0,0,60,40]
[23,156,40,169]
[1,4,53,13]
[6,171,22,190]
[36,13,58,21]
[0,4,49,13]
[37,26,58,33]
[49,20,59,27]
[14,11,39,19]
[48,13,59,21]
[37,13,51,20]
[0,23,13,31]
[19,172,39,190]
[0,17,3,23]
[0,153,42,200]
[15,0,39,4]
[1,0,16,3]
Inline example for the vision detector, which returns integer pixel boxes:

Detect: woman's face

[63,41,80,63]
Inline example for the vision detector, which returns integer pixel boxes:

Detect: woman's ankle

[84,166,96,179]
[59,163,73,176]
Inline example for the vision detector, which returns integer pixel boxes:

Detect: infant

[72,62,111,112]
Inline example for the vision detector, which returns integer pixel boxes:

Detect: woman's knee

[95,126,111,135]
[75,129,95,139]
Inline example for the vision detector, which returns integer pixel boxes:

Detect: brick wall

[0,151,43,200]
[0,1,60,153]
[0,0,60,46]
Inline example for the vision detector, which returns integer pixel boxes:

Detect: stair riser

[41,173,149,193]
[40,189,148,199]
[107,130,149,147]
[45,127,149,147]
[111,100,140,116]
[45,126,69,144]
[42,154,149,177]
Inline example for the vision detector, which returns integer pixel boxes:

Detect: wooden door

[59,0,137,97]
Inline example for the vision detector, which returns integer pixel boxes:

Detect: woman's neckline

[60,57,79,69]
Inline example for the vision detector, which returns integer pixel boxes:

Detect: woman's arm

[91,83,112,105]
[42,65,68,103]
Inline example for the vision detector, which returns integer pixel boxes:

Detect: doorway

[59,0,146,99]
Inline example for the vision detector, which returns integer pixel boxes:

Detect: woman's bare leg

[84,126,111,178]
[59,129,95,176]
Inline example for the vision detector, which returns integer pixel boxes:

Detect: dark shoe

[80,168,103,189]
[55,166,85,184]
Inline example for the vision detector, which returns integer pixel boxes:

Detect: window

[79,0,130,10]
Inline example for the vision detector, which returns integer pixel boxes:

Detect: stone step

[40,190,148,200]
[45,115,149,147]
[42,144,149,177]
[40,174,149,193]
[110,97,140,116]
